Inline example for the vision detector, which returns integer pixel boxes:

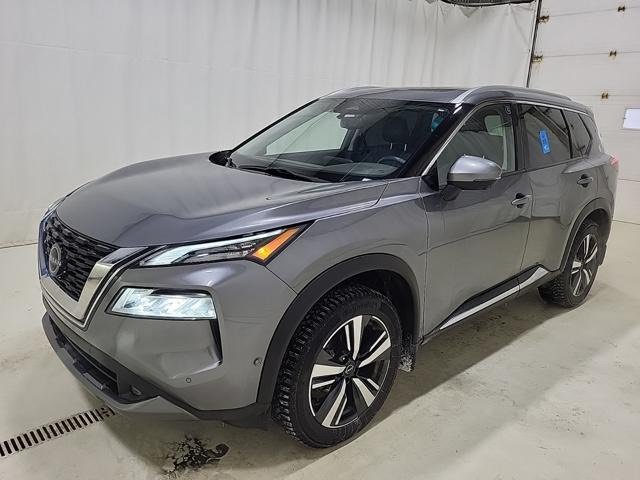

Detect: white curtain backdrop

[0,0,537,246]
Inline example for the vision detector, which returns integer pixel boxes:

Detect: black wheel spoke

[315,379,347,427]
[352,377,377,408]
[358,332,391,368]
[572,270,583,295]
[350,379,371,416]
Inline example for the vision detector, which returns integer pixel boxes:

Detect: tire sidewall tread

[272,283,401,448]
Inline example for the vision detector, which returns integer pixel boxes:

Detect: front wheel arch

[256,254,421,408]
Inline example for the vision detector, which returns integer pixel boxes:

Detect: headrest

[382,116,410,144]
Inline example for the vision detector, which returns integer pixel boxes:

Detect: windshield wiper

[237,165,328,183]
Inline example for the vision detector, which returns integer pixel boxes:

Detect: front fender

[256,253,421,407]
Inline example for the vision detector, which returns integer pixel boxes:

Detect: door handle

[511,193,531,208]
[577,175,593,187]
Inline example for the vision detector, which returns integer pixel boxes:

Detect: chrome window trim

[421,99,590,177]
[516,100,589,116]
[450,87,482,105]
[40,246,144,329]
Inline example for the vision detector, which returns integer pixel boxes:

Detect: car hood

[56,153,387,247]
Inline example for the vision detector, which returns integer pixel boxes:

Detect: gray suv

[39,86,617,447]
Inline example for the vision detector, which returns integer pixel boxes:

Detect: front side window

[231,98,452,183]
[435,104,516,187]
[521,105,571,168]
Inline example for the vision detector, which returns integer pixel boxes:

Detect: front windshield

[230,97,452,183]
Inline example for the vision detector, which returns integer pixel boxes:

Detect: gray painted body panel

[39,86,617,418]
[267,176,427,320]
[422,172,532,330]
[48,260,296,411]
[57,153,387,247]
[522,158,598,271]
[589,152,617,213]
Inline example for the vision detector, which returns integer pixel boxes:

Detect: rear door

[520,105,599,272]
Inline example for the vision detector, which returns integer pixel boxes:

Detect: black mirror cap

[209,150,232,166]
[448,178,498,190]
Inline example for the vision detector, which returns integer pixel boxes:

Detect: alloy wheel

[308,314,391,429]
[570,233,598,296]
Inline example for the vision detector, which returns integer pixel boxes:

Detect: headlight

[140,226,303,267]
[109,288,216,319]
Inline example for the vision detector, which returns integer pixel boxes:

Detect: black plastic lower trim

[421,265,557,343]
[445,277,519,323]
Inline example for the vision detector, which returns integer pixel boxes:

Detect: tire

[272,284,401,448]
[539,220,600,308]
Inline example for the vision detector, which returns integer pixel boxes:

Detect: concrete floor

[1,221,639,479]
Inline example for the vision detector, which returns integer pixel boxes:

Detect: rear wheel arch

[561,198,612,270]
[584,208,611,243]
[257,254,421,407]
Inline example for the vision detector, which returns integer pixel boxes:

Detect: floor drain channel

[0,405,116,458]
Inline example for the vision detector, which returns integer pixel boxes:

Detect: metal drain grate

[0,405,116,458]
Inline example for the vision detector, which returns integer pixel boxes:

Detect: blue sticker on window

[539,129,551,154]
[430,114,444,131]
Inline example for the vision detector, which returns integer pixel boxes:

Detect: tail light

[610,156,619,170]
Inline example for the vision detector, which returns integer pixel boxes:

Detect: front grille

[42,213,117,301]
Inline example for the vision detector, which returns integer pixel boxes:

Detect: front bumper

[41,259,297,422]
[43,311,268,421]
[43,312,197,418]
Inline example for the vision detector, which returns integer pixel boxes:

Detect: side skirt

[421,266,554,344]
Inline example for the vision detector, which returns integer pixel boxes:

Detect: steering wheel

[376,155,406,168]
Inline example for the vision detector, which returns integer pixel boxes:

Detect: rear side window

[520,104,571,168]
[565,111,592,157]
[581,115,604,154]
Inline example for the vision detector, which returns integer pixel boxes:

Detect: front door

[422,103,532,330]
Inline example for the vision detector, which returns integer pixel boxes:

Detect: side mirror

[447,155,502,190]
[209,150,232,166]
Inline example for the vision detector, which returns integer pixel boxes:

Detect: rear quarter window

[565,111,592,157]
[520,104,571,169]
[581,115,605,154]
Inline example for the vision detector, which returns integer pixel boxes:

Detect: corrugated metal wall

[528,0,640,224]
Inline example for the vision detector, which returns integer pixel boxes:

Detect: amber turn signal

[249,227,302,262]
